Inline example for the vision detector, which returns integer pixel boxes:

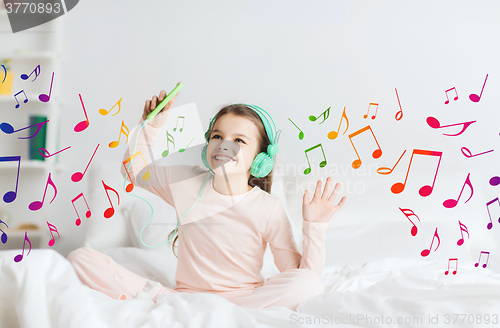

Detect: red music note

[443,173,473,208]
[72,144,100,182]
[14,231,32,262]
[490,176,500,186]
[444,87,458,104]
[395,88,403,121]
[39,72,54,102]
[74,94,90,132]
[303,143,327,175]
[0,219,8,244]
[122,151,151,192]
[14,90,28,108]
[0,156,21,203]
[475,251,490,268]
[0,120,49,139]
[29,173,57,211]
[72,193,92,226]
[39,146,71,158]
[109,121,129,148]
[486,197,500,230]
[377,150,406,175]
[99,97,122,116]
[445,258,458,275]
[46,221,60,246]
[426,117,476,137]
[348,125,382,169]
[327,107,349,140]
[421,227,440,257]
[20,64,41,82]
[391,149,443,197]
[469,74,488,103]
[399,207,420,236]
[364,103,379,120]
[461,147,494,158]
[102,180,120,219]
[309,107,330,124]
[457,220,469,246]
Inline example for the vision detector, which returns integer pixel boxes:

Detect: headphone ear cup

[250,152,274,178]
[201,144,211,171]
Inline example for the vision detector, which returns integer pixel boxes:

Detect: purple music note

[490,176,500,187]
[14,90,28,108]
[486,197,500,230]
[29,172,57,211]
[20,65,41,82]
[475,251,490,268]
[0,120,49,140]
[14,231,32,263]
[0,156,21,203]
[39,72,54,102]
[0,219,8,244]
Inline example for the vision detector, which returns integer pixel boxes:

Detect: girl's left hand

[302,177,347,223]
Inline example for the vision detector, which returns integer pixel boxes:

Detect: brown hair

[168,104,275,257]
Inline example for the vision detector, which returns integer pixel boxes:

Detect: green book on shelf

[29,115,47,161]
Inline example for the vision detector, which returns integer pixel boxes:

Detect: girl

[67,90,347,311]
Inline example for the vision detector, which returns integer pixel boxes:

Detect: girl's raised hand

[302,177,346,223]
[142,89,180,128]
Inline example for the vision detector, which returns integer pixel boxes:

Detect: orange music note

[348,125,382,169]
[443,173,473,208]
[102,180,120,219]
[399,207,420,236]
[109,121,129,148]
[72,144,100,182]
[21,64,41,82]
[72,192,92,226]
[445,258,458,275]
[288,118,304,140]
[14,90,28,108]
[309,107,330,124]
[395,88,403,121]
[74,94,90,132]
[485,197,499,230]
[421,227,440,257]
[377,150,406,175]
[303,143,327,175]
[391,149,443,197]
[46,221,60,247]
[363,103,379,120]
[173,116,185,132]
[426,116,476,136]
[456,220,469,246]
[475,251,490,268]
[162,129,176,157]
[29,173,57,211]
[1,156,21,203]
[123,151,151,193]
[327,107,349,140]
[39,72,54,102]
[444,87,458,104]
[99,97,122,116]
[14,231,32,262]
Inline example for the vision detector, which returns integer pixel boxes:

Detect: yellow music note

[109,121,129,148]
[99,97,123,116]
[327,107,349,140]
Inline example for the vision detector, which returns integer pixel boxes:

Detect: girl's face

[208,114,260,177]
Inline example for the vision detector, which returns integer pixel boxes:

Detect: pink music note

[71,144,100,182]
[395,88,403,121]
[74,94,90,132]
[348,125,382,169]
[0,120,49,140]
[72,193,92,226]
[0,219,8,244]
[486,197,500,230]
[29,172,57,211]
[490,176,500,186]
[327,107,349,140]
[39,146,71,158]
[443,173,473,208]
[14,231,32,262]
[461,147,494,158]
[102,180,120,219]
[421,227,440,257]
[38,72,54,102]
[469,74,488,103]
[46,221,60,246]
[399,207,420,236]
[14,90,28,108]
[377,150,406,175]
[426,117,476,136]
[99,98,122,116]
[363,103,379,120]
[20,64,41,82]
[444,87,458,104]
[109,121,129,148]
[1,156,21,203]
[122,151,151,192]
[391,149,443,197]
[475,251,490,268]
[457,220,469,246]
[445,258,458,275]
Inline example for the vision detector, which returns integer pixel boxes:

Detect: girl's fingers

[322,177,331,200]
[313,180,322,200]
[328,183,341,203]
[151,95,158,110]
[159,90,166,101]
[303,189,309,204]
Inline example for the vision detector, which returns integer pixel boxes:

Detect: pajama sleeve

[264,199,329,277]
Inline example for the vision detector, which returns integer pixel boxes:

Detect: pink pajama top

[121,120,328,293]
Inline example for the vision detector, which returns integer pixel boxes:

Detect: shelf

[0,160,65,172]
[0,94,63,105]
[11,51,59,60]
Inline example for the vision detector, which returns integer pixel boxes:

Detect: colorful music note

[109,121,129,148]
[102,180,120,219]
[0,219,8,244]
[14,90,28,108]
[71,144,100,182]
[162,129,175,157]
[20,64,41,82]
[0,120,49,140]
[123,151,151,193]
[469,74,488,103]
[490,176,500,186]
[445,258,458,275]
[399,207,420,236]
[444,87,458,104]
[173,116,185,132]
[14,231,31,262]
[461,147,494,158]
[74,94,90,132]
[29,172,57,211]
[309,107,330,124]
[179,137,194,153]
[327,107,349,140]
[363,103,379,120]
[38,72,54,102]
[395,88,403,121]
[377,150,406,175]
[39,146,71,158]
[443,173,473,208]
[288,118,304,140]
[457,220,469,246]
[426,116,476,136]
[0,156,21,203]
[99,97,122,116]
[391,149,443,197]
[348,125,382,169]
[475,251,490,268]
[72,192,91,226]
[485,197,500,230]
[421,227,440,257]
[46,221,60,247]
[303,143,327,175]
[1,64,6,83]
